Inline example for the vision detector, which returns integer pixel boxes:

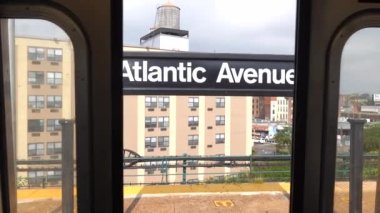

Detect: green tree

[364,123,380,153]
[274,127,292,154]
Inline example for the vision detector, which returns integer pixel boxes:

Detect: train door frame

[1,0,379,212]
[0,1,123,212]
[293,0,380,212]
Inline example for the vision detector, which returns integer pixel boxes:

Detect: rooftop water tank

[154,1,180,29]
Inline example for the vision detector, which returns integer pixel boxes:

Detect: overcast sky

[123,0,297,54]
[14,0,380,94]
[340,28,380,94]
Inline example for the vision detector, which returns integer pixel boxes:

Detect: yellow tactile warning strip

[17,182,291,201]
[123,182,291,196]
[17,188,77,200]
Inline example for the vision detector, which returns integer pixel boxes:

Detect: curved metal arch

[322,9,380,212]
[0,3,91,212]
[123,149,142,167]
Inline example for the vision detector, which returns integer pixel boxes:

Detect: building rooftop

[140,27,189,43]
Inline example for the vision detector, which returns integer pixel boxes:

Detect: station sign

[123,52,294,96]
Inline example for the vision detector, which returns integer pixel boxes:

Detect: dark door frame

[0,1,123,212]
[1,0,380,212]
[292,0,380,212]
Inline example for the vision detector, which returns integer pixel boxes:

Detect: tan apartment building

[123,95,252,184]
[15,37,74,185]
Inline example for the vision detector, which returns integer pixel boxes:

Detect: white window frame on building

[46,119,62,132]
[145,96,157,108]
[158,116,169,128]
[28,47,45,61]
[215,115,225,126]
[145,137,157,148]
[158,136,169,147]
[46,72,63,85]
[27,171,45,186]
[188,116,199,127]
[216,97,225,108]
[28,95,45,109]
[46,142,62,155]
[27,143,45,156]
[47,48,63,62]
[188,135,199,146]
[47,96,62,108]
[215,133,225,144]
[157,96,169,108]
[28,119,44,132]
[46,170,62,183]
[145,116,157,128]
[28,71,45,84]
[188,97,199,108]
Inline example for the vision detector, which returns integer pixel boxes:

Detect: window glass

[2,19,77,212]
[334,28,380,212]
[28,71,44,84]
[123,1,296,212]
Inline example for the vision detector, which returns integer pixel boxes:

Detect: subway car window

[1,19,77,212]
[335,28,380,212]
[123,0,296,212]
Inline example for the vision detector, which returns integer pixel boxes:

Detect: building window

[215,115,225,126]
[47,48,63,61]
[27,171,45,184]
[28,47,45,61]
[47,171,62,182]
[216,97,225,108]
[145,137,157,148]
[28,143,44,156]
[188,135,199,146]
[145,96,157,108]
[158,116,169,128]
[188,97,199,108]
[145,117,157,128]
[28,71,44,84]
[158,96,170,108]
[47,96,62,108]
[47,142,62,155]
[47,119,62,132]
[28,119,44,132]
[28,96,45,109]
[158,136,169,147]
[47,72,62,85]
[188,116,199,127]
[215,133,225,144]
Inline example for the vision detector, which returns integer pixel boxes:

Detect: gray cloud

[14,1,379,95]
[340,28,380,94]
[15,19,69,40]
[123,0,296,54]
